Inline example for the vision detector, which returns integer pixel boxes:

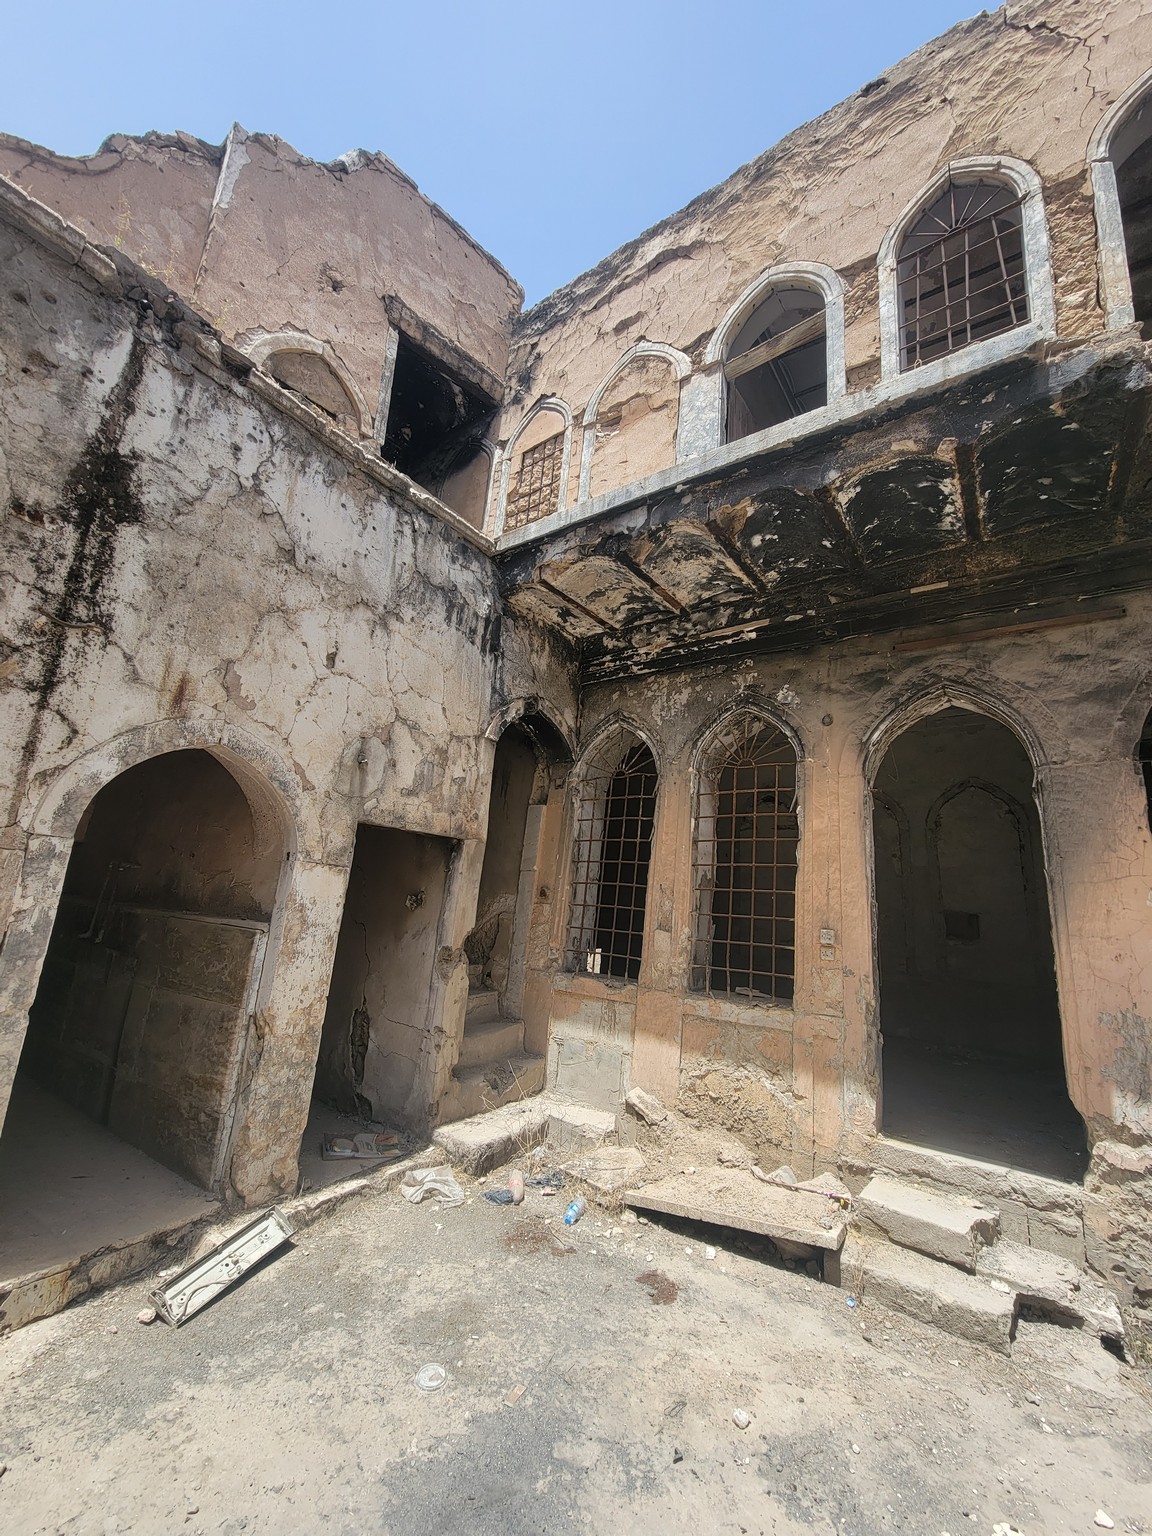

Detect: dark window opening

[1115,96,1152,329]
[383,334,493,486]
[566,740,658,980]
[944,909,981,943]
[506,430,565,530]
[725,285,827,442]
[1136,710,1152,830]
[692,717,799,1002]
[897,179,1029,369]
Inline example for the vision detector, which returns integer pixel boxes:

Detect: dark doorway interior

[872,708,1086,1180]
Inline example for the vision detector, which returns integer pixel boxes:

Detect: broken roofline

[0,125,525,305]
[0,175,495,557]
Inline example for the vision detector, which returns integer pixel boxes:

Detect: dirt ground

[0,1166,1149,1536]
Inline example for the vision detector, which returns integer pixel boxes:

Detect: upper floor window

[724,285,827,441]
[507,431,565,530]
[1113,95,1152,328]
[897,179,1029,369]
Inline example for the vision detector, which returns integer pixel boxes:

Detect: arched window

[1112,94,1152,328]
[692,716,799,1002]
[1136,707,1152,832]
[896,179,1029,369]
[724,285,827,442]
[499,400,572,533]
[565,731,658,980]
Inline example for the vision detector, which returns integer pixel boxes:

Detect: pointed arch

[1089,68,1152,330]
[578,342,692,500]
[493,396,574,536]
[690,708,801,1003]
[565,718,659,980]
[702,262,846,449]
[877,156,1055,383]
[242,329,369,437]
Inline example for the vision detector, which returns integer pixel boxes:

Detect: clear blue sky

[7,1,983,305]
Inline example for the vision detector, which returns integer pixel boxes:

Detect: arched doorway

[871,707,1086,1179]
[1,749,282,1242]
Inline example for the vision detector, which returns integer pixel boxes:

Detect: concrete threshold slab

[624,1168,849,1252]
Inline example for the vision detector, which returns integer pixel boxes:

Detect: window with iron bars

[897,180,1029,370]
[692,717,799,1002]
[505,431,565,530]
[565,738,658,981]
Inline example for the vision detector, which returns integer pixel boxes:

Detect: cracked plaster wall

[498,0,1152,496]
[0,127,523,443]
[528,609,1152,1305]
[0,198,576,1205]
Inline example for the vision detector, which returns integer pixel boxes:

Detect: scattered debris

[508,1171,525,1205]
[732,1409,752,1429]
[1094,1514,1115,1530]
[625,1087,669,1126]
[414,1364,447,1392]
[705,1245,717,1261]
[136,1308,157,1326]
[665,1401,686,1419]
[504,1383,526,1407]
[321,1131,401,1162]
[762,1166,799,1187]
[399,1167,464,1208]
[526,1169,565,1190]
[672,1448,684,1464]
[484,1188,515,1205]
[149,1209,295,1327]
[563,1145,646,1193]
[636,1270,678,1305]
[564,1196,586,1226]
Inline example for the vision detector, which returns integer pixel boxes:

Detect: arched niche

[496,398,573,535]
[1090,70,1152,331]
[579,343,690,500]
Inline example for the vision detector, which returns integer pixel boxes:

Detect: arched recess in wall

[868,703,1086,1179]
[564,719,659,981]
[877,156,1056,382]
[1135,705,1152,832]
[245,331,369,438]
[1090,69,1152,331]
[435,438,496,530]
[690,709,800,1003]
[11,745,293,1197]
[495,398,573,535]
[704,263,846,447]
[578,342,691,501]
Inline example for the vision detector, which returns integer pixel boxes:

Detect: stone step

[833,1232,1016,1355]
[457,1017,525,1069]
[465,989,502,1027]
[976,1239,1125,1346]
[872,1137,1086,1264]
[432,1095,616,1176]
[856,1174,999,1272]
[439,1051,546,1125]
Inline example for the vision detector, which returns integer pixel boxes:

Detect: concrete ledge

[432,1096,615,1175]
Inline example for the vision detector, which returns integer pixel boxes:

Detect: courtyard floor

[0,1167,1149,1536]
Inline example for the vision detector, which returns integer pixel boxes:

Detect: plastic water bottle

[563,1196,586,1226]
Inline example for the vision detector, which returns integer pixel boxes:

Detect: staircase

[831,1170,1125,1356]
[438,983,545,1125]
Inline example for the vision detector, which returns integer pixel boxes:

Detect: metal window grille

[897,180,1029,370]
[692,717,798,1002]
[565,739,658,980]
[505,432,564,530]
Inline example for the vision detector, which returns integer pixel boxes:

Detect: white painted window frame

[697,260,848,452]
[489,396,574,538]
[877,155,1056,387]
[1089,67,1152,332]
[576,341,692,502]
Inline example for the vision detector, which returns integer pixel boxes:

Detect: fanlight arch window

[897,179,1029,369]
[692,716,799,1001]
[565,732,658,980]
[724,285,827,442]
[1137,706,1152,833]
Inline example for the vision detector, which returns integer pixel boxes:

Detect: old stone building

[1,0,1151,1339]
